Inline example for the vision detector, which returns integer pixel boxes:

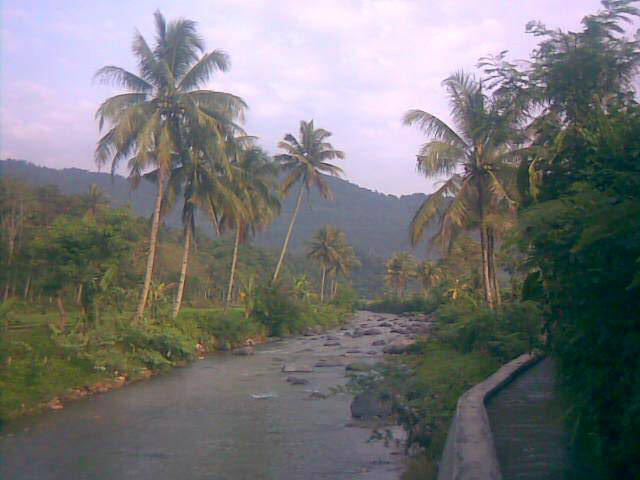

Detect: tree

[307,225,341,303]
[94,11,246,320]
[272,120,344,282]
[0,178,30,301]
[403,71,523,308]
[221,146,281,306]
[385,252,416,299]
[416,260,443,296]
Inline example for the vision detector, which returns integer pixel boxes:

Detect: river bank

[0,304,353,421]
[1,311,418,480]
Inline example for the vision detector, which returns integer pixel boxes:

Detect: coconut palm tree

[221,146,281,307]
[272,120,345,283]
[329,242,360,300]
[416,260,443,296]
[385,252,417,299]
[403,71,522,308]
[94,11,246,320]
[307,225,340,303]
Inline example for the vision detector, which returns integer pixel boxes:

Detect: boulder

[383,339,415,355]
[282,363,314,373]
[345,362,372,372]
[371,339,386,346]
[309,391,328,400]
[350,392,392,419]
[315,358,345,367]
[323,341,341,347]
[345,349,362,354]
[362,328,382,336]
[286,376,310,385]
[378,322,393,328]
[232,346,255,356]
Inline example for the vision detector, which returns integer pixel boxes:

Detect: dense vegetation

[362,2,640,478]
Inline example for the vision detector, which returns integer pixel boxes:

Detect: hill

[0,159,435,261]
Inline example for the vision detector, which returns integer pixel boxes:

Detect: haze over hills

[0,159,436,260]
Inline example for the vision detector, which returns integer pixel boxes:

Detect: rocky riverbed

[0,311,433,480]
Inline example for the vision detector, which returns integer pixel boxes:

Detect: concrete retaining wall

[436,353,540,480]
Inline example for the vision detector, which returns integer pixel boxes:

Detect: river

[0,311,408,480]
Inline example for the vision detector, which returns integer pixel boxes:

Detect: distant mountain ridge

[0,159,435,259]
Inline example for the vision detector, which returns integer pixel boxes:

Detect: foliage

[436,300,542,362]
[251,283,302,336]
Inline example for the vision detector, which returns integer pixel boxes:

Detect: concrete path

[486,358,573,480]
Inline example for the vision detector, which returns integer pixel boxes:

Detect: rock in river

[286,376,310,385]
[372,339,386,346]
[383,339,415,354]
[362,328,382,336]
[350,392,392,419]
[282,363,314,373]
[315,358,345,367]
[232,346,255,356]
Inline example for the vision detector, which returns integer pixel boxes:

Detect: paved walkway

[486,358,573,480]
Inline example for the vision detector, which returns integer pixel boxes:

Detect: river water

[0,311,408,480]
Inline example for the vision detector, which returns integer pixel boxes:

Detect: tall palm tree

[329,240,360,300]
[94,11,246,320]
[221,146,281,306]
[385,252,416,299]
[272,120,345,283]
[307,225,341,303]
[416,260,443,296]
[403,71,522,308]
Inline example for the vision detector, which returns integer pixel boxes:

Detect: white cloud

[1,0,605,194]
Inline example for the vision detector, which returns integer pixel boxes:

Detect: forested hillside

[0,159,432,258]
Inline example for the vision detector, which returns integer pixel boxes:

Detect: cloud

[1,0,605,194]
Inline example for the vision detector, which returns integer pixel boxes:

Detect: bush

[367,294,441,315]
[120,324,195,366]
[251,283,302,336]
[329,285,360,311]
[436,300,542,362]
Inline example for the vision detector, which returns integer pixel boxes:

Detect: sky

[1,0,604,196]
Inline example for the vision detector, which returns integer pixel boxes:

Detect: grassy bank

[0,303,352,422]
[397,341,500,479]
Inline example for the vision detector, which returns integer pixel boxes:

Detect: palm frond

[93,66,152,93]
[178,50,230,91]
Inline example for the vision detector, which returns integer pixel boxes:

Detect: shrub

[436,300,542,362]
[252,284,302,336]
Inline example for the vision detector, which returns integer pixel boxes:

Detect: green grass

[393,341,501,480]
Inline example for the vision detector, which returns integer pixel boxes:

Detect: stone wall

[437,353,541,480]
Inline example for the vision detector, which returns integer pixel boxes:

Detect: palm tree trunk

[56,293,67,330]
[23,274,31,300]
[76,283,83,305]
[136,173,165,321]
[273,185,304,283]
[226,226,241,307]
[172,224,192,319]
[477,176,496,309]
[487,228,501,306]
[320,264,326,304]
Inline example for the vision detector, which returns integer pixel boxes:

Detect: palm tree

[307,225,341,303]
[221,146,281,307]
[82,184,109,219]
[272,120,345,283]
[385,252,416,299]
[403,71,522,308]
[416,260,443,296]
[94,11,246,320]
